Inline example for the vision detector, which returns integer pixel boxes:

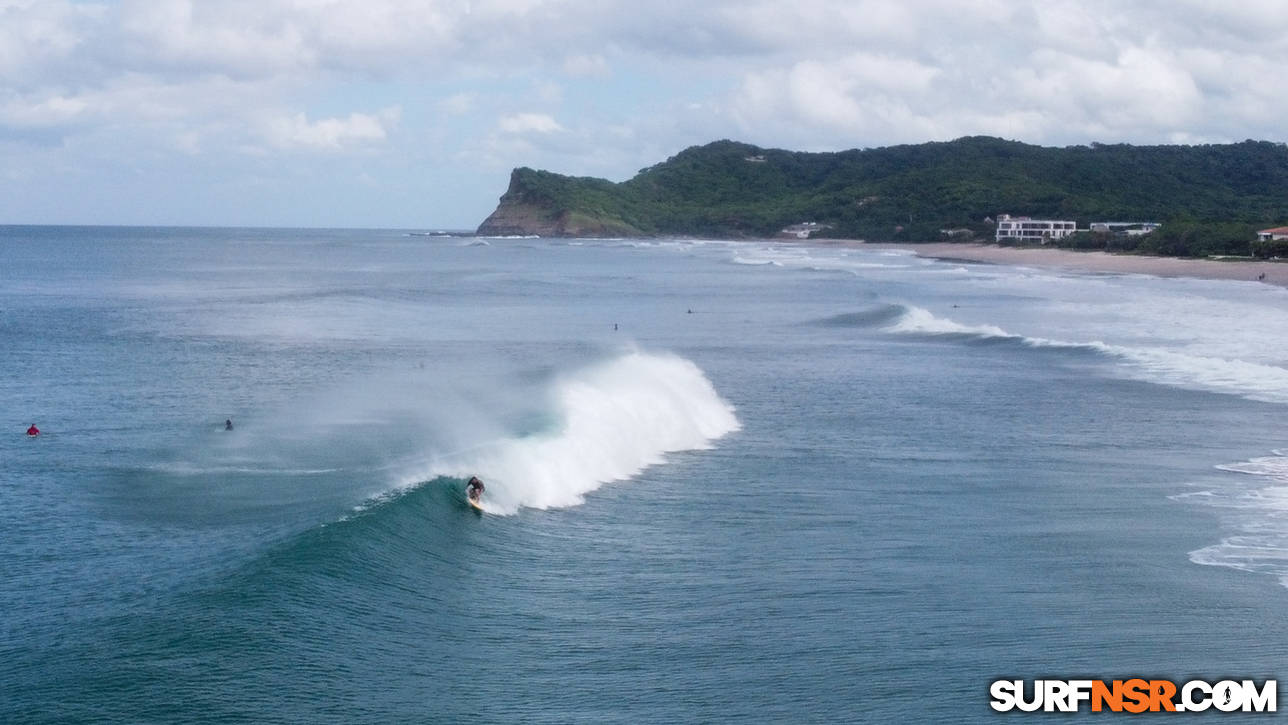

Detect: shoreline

[849,242,1288,288]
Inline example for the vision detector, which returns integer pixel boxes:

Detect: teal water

[2,227,1285,722]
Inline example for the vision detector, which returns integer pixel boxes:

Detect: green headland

[476,137,1288,257]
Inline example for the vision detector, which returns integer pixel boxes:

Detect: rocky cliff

[475,168,644,237]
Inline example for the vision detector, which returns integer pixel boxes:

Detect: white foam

[1180,451,1288,588]
[1093,344,1288,405]
[884,305,1012,338]
[400,351,740,514]
[883,306,1288,405]
[1216,456,1288,478]
[1189,538,1288,572]
[725,245,915,274]
[731,255,780,266]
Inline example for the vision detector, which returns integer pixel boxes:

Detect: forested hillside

[476,137,1288,243]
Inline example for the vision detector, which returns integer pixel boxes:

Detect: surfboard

[467,496,484,513]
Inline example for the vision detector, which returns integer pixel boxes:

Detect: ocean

[2,226,1285,722]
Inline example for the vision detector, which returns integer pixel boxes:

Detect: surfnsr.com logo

[990,679,1277,713]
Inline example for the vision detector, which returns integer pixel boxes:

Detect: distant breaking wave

[394,351,740,514]
[884,305,1012,339]
[872,302,1288,586]
[848,304,1288,406]
[730,255,781,266]
[1176,451,1288,589]
[726,245,921,274]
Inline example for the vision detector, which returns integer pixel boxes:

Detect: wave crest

[400,351,740,513]
[882,306,1288,404]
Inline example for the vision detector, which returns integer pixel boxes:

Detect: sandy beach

[853,242,1288,287]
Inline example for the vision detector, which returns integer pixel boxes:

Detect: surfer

[224,418,233,431]
[26,423,39,437]
[466,476,485,503]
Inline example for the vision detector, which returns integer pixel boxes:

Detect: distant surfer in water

[466,476,485,503]
[26,423,39,437]
[224,418,233,431]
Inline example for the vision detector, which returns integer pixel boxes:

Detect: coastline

[853,242,1288,288]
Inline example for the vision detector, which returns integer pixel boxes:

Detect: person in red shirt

[26,423,39,437]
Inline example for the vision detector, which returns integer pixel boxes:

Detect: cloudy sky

[2,0,1286,228]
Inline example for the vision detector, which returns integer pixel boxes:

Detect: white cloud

[1012,46,1204,131]
[0,93,90,127]
[10,2,1285,146]
[0,1,102,85]
[497,112,564,135]
[112,0,313,79]
[732,52,953,144]
[722,1,1288,147]
[562,54,610,78]
[1169,0,1288,42]
[263,107,401,151]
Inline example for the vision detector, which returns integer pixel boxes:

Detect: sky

[2,0,1287,228]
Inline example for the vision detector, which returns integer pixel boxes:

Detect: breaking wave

[879,305,1288,405]
[726,245,919,274]
[1176,451,1288,589]
[393,351,740,514]
[884,305,1013,339]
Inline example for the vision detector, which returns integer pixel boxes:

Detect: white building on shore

[1257,226,1288,241]
[995,214,1076,243]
